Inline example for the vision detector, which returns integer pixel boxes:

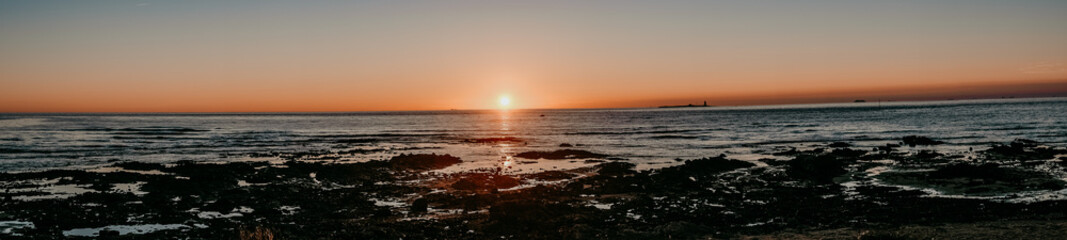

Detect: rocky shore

[2,137,1066,239]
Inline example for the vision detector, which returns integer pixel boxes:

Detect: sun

[498,95,511,109]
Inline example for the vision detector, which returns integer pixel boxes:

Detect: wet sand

[1,137,1066,239]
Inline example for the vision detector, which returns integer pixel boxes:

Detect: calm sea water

[1,98,1065,173]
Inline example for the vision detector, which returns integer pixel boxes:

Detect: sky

[1,0,1066,112]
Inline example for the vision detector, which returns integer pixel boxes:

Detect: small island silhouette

[659,101,711,108]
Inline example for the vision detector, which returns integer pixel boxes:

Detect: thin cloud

[1020,62,1066,74]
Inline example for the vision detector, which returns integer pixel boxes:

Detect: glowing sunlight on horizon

[498,95,512,110]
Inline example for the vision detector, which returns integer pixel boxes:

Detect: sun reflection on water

[502,156,513,168]
[498,110,515,172]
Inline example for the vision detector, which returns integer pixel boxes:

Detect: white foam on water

[197,211,243,219]
[371,198,406,208]
[62,224,189,237]
[112,182,148,195]
[10,184,95,201]
[1,221,36,236]
[0,118,46,128]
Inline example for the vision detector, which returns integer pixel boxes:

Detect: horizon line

[3,96,1064,115]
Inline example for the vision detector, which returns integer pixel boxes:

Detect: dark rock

[411,198,428,213]
[758,158,786,166]
[877,143,899,153]
[333,138,377,144]
[643,156,756,192]
[828,142,852,148]
[673,157,755,174]
[487,201,588,236]
[929,163,1006,180]
[451,173,520,191]
[915,150,943,159]
[788,154,847,183]
[98,229,120,237]
[112,127,208,135]
[526,171,577,181]
[112,161,165,171]
[902,135,944,146]
[879,163,1067,196]
[389,153,462,171]
[281,160,392,185]
[652,221,713,239]
[559,143,573,147]
[984,139,1066,161]
[772,147,799,156]
[597,162,636,176]
[829,148,867,159]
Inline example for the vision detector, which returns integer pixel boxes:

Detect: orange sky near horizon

[2,1,1066,112]
[2,78,1064,113]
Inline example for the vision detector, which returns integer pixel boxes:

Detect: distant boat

[854,100,866,103]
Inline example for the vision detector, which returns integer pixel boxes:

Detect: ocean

[2,97,1064,173]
